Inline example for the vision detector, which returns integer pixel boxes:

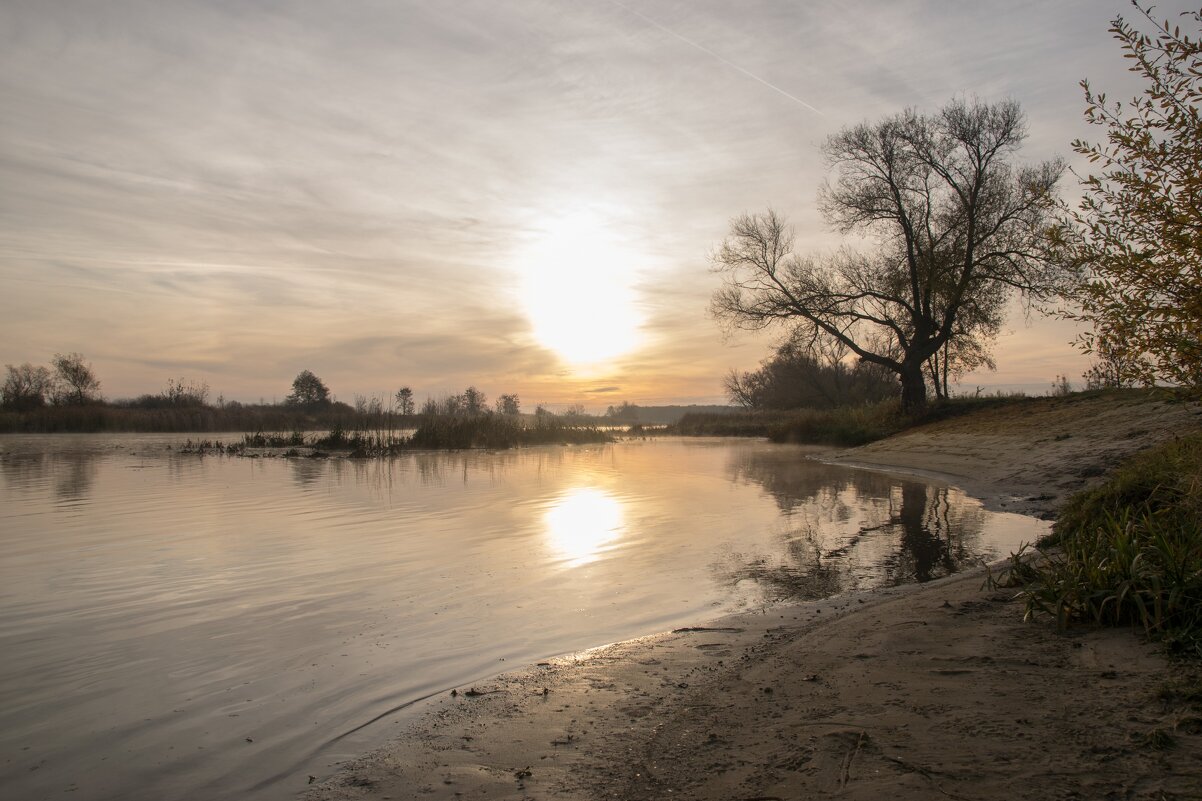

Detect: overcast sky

[1,0,1190,408]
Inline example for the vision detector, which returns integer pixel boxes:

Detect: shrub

[1001,431,1202,655]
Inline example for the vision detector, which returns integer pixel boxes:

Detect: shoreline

[305,393,1202,800]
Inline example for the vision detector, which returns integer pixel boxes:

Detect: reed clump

[230,415,610,455]
[408,414,609,450]
[999,431,1202,655]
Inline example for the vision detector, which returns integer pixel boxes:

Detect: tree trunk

[900,363,927,413]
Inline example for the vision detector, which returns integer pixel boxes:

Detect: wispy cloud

[0,0,1184,402]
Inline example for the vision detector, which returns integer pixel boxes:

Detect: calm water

[0,435,1047,801]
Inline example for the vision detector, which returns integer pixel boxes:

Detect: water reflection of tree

[0,452,98,501]
[721,446,988,600]
[282,447,573,496]
[288,457,328,487]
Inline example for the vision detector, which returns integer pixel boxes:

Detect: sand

[305,392,1202,801]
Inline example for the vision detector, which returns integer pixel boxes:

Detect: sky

[1,0,1192,408]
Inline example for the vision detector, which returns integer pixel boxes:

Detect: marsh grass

[998,431,1202,655]
[408,415,609,449]
[227,415,610,455]
[671,395,1022,447]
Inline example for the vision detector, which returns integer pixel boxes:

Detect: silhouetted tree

[2,363,54,411]
[604,401,640,421]
[712,99,1064,411]
[725,334,895,409]
[285,370,330,407]
[163,377,209,407]
[395,386,415,416]
[51,352,101,405]
[495,393,520,415]
[462,386,487,415]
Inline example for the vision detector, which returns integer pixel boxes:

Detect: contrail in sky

[606,0,823,116]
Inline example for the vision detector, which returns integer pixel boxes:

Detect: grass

[996,430,1202,656]
[217,415,611,456]
[671,395,1025,447]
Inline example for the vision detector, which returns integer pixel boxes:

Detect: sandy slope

[825,391,1201,519]
[306,392,1202,801]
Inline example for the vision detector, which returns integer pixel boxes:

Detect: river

[0,434,1046,800]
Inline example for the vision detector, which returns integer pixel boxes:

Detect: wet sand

[306,392,1202,801]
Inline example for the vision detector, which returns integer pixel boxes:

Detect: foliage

[395,386,415,416]
[1000,431,1202,655]
[462,386,487,415]
[604,401,640,421]
[51,352,101,405]
[2,363,54,411]
[285,369,331,407]
[1059,4,1202,390]
[724,332,896,410]
[1083,337,1144,390]
[495,393,521,415]
[124,377,211,409]
[673,395,1018,447]
[407,414,609,450]
[712,99,1064,411]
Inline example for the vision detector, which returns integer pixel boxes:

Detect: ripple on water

[0,435,1047,801]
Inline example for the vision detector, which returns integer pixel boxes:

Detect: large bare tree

[712,99,1064,411]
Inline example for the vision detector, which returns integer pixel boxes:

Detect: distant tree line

[2,353,102,411]
[0,361,570,434]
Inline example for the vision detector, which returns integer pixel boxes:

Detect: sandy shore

[306,393,1202,801]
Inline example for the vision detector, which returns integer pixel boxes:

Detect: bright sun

[517,211,644,367]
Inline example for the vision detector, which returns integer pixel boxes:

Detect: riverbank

[306,392,1202,801]
[825,390,1201,519]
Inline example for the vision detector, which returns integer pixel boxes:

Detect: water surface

[0,435,1046,800]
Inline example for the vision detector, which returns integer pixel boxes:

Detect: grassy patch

[999,431,1202,656]
[225,416,610,455]
[670,395,1025,447]
[409,415,609,449]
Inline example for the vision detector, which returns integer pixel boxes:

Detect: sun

[516,211,645,367]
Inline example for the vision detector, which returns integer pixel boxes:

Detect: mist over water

[0,435,1046,800]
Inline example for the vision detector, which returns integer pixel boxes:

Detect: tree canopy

[712,99,1064,411]
[51,352,102,405]
[1058,3,1202,389]
[285,369,331,407]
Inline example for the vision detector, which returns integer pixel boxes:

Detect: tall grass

[998,431,1202,655]
[231,415,611,455]
[671,395,1024,447]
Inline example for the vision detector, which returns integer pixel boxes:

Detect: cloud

[2,0,1193,402]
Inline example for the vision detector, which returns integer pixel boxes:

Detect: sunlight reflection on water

[543,487,625,568]
[0,434,1048,801]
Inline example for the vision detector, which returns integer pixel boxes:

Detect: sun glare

[544,487,625,568]
[517,211,645,367]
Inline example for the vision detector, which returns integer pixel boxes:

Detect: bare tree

[2,363,54,410]
[51,352,101,405]
[712,99,1064,411]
